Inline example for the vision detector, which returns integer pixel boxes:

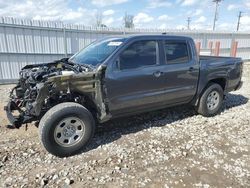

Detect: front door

[105,40,167,114]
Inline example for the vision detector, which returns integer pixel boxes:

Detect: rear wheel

[196,83,223,117]
[39,102,95,157]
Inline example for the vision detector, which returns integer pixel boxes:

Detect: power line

[187,17,191,30]
[237,11,243,31]
[212,0,223,31]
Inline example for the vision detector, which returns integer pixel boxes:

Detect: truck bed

[200,55,241,64]
[198,55,243,93]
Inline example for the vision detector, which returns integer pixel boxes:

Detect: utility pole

[187,17,191,30]
[212,0,223,31]
[237,11,243,31]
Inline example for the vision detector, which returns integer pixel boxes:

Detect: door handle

[188,67,194,72]
[153,71,163,78]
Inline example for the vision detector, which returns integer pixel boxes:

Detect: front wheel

[196,83,224,117]
[39,102,95,157]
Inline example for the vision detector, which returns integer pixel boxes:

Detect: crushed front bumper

[4,101,23,128]
[4,100,33,128]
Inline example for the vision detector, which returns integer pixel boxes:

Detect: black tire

[39,102,95,157]
[196,83,224,117]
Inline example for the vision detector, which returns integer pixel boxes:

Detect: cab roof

[104,34,193,41]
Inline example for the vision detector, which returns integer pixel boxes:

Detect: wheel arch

[78,93,99,121]
[193,77,227,106]
[208,77,227,91]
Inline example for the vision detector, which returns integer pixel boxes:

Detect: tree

[124,13,134,28]
[95,12,103,27]
[100,24,107,28]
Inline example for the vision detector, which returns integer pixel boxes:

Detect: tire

[196,83,223,117]
[39,102,95,157]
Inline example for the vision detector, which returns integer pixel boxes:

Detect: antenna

[212,0,223,31]
[187,17,191,30]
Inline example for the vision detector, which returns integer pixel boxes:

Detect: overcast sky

[0,0,250,31]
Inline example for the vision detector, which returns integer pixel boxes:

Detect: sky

[0,0,250,31]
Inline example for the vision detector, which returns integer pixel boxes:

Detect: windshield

[69,38,125,66]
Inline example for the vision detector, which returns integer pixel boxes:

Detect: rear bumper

[235,81,243,91]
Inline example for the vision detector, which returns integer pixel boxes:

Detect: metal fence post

[208,41,213,55]
[230,33,236,57]
[231,41,238,57]
[63,26,67,57]
[215,41,220,56]
[196,42,201,55]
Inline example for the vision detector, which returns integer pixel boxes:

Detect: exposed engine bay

[4,58,109,128]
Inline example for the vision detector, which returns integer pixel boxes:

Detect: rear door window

[164,41,190,64]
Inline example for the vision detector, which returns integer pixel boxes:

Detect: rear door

[159,39,199,104]
[105,39,168,114]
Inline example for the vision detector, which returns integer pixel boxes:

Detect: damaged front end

[4,58,109,128]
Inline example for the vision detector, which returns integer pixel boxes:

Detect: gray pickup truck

[5,34,243,157]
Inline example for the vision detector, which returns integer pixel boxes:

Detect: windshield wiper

[80,63,95,70]
[67,58,75,64]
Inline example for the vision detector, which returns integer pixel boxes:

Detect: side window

[164,41,189,64]
[118,40,157,70]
